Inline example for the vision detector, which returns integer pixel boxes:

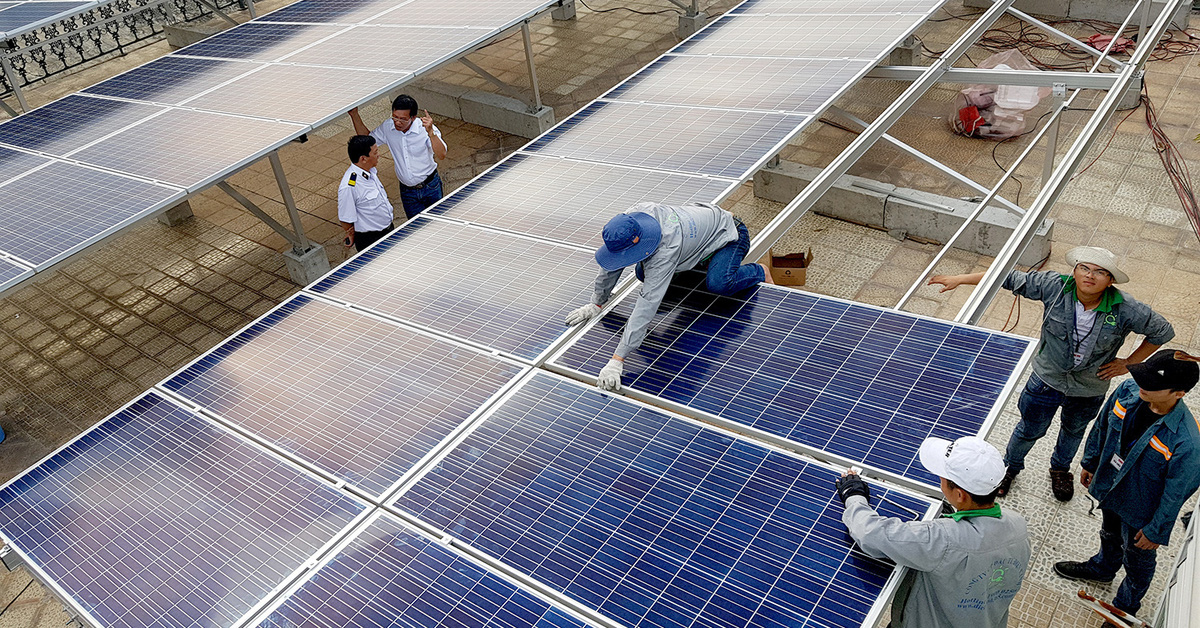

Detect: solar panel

[258,0,405,24]
[68,107,305,191]
[607,55,872,114]
[258,512,589,628]
[0,160,182,268]
[0,256,32,292]
[395,372,938,628]
[731,0,944,14]
[162,293,526,500]
[281,25,493,73]
[0,143,50,184]
[308,217,597,362]
[367,0,550,28]
[0,94,164,157]
[0,392,367,628]
[524,101,805,178]
[428,153,735,247]
[674,13,925,59]
[83,56,263,105]
[182,63,411,126]
[0,0,92,37]
[549,272,1034,487]
[175,23,347,62]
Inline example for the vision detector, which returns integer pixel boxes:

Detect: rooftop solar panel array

[82,57,264,105]
[549,272,1033,487]
[0,0,94,39]
[395,372,939,628]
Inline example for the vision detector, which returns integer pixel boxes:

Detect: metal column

[268,151,313,254]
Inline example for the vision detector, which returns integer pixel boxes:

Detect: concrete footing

[405,80,556,138]
[753,161,1054,267]
[678,12,707,38]
[962,0,1190,27]
[283,246,331,286]
[888,36,921,66]
[551,0,576,20]
[158,200,194,226]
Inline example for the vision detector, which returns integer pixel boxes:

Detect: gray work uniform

[843,496,1031,628]
[592,202,738,359]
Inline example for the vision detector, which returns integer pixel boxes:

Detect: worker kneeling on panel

[835,437,1031,628]
[564,202,772,391]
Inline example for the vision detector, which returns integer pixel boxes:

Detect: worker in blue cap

[565,201,772,391]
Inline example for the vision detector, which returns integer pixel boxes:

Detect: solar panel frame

[0,0,96,39]
[673,13,932,60]
[173,22,349,62]
[731,0,946,14]
[279,24,497,74]
[0,143,51,184]
[545,276,1037,494]
[82,56,265,106]
[523,100,807,179]
[391,371,942,628]
[428,152,739,247]
[157,292,530,502]
[0,94,166,157]
[366,0,553,28]
[257,0,415,24]
[0,254,32,293]
[0,391,371,628]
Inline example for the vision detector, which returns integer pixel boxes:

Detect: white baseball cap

[918,436,1006,495]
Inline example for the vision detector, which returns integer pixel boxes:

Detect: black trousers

[354,223,395,252]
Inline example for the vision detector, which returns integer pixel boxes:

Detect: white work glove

[597,358,624,391]
[565,303,601,326]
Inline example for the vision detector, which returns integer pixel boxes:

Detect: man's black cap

[1128,349,1200,392]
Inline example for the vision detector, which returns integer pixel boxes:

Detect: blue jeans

[1003,373,1105,471]
[1086,509,1156,615]
[398,171,443,220]
[635,222,765,293]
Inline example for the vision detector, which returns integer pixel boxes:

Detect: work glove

[834,473,871,505]
[597,358,623,391]
[565,303,601,326]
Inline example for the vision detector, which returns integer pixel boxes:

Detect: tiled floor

[1,1,1199,627]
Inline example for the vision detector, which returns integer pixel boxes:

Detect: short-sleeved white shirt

[370,119,442,187]
[337,164,394,232]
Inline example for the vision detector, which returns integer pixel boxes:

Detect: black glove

[835,473,871,505]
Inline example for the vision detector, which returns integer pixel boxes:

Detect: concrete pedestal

[552,0,576,20]
[158,200,194,226]
[405,81,556,138]
[678,12,707,38]
[888,36,921,66]
[283,246,331,286]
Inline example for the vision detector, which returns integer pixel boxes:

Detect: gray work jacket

[843,497,1030,628]
[593,202,738,358]
[1003,270,1174,398]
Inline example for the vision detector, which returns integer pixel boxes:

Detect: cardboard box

[769,248,812,286]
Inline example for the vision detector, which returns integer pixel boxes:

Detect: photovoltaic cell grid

[0,392,366,628]
[551,273,1033,486]
[674,13,928,59]
[396,373,936,628]
[607,56,872,113]
[429,153,734,248]
[367,0,550,27]
[525,101,805,179]
[83,56,263,105]
[175,23,346,62]
[0,144,50,183]
[281,25,492,73]
[69,107,305,190]
[309,218,597,361]
[182,64,410,125]
[259,512,588,628]
[258,0,407,24]
[162,293,525,500]
[732,0,944,14]
[0,256,31,292]
[0,95,163,157]
[0,0,92,37]
[0,161,182,267]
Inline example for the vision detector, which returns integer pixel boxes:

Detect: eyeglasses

[1075,264,1113,280]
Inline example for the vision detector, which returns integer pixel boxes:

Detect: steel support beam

[521,21,543,111]
[268,151,312,253]
[0,55,28,112]
[460,58,539,110]
[866,66,1121,89]
[1007,8,1127,70]
[216,182,303,250]
[745,0,1017,264]
[193,0,239,25]
[1041,84,1067,186]
[245,0,256,18]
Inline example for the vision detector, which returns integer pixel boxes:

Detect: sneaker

[1053,560,1114,584]
[1050,468,1075,502]
[996,468,1019,497]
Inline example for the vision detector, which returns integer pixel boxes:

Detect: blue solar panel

[0,143,50,184]
[83,56,262,105]
[395,373,936,628]
[524,101,805,179]
[0,1,92,36]
[550,272,1034,486]
[163,293,526,500]
[428,153,734,248]
[259,512,589,628]
[0,160,182,268]
[175,23,346,61]
[0,392,367,628]
[309,218,597,361]
[258,0,400,24]
[0,94,163,157]
[0,256,31,292]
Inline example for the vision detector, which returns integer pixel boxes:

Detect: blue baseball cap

[595,212,661,271]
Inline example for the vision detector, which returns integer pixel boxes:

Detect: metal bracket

[216,151,314,255]
[459,20,543,113]
[0,53,28,113]
[867,66,1121,90]
[192,0,239,26]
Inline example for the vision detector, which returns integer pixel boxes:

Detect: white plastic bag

[950,50,1050,140]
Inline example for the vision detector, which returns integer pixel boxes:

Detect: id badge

[1110,453,1124,471]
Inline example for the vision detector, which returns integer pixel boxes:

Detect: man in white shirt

[348,94,447,220]
[338,135,396,252]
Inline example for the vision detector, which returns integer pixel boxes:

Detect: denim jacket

[1081,379,1200,545]
[1003,270,1174,397]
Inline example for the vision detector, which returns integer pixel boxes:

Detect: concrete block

[888,36,920,66]
[460,91,555,138]
[158,200,194,227]
[164,21,231,49]
[283,246,330,286]
[405,80,471,120]
[753,161,1054,267]
[551,0,576,20]
[678,12,707,38]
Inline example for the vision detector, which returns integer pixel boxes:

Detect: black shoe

[1050,468,1075,502]
[1053,560,1114,584]
[996,467,1019,497]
